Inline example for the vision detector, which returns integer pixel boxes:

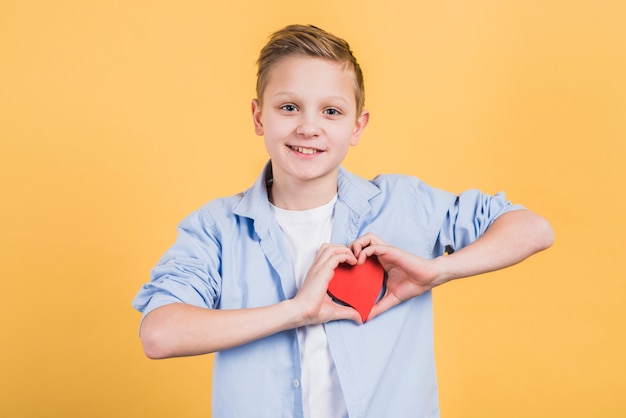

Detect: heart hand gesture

[350,233,443,321]
[294,244,364,326]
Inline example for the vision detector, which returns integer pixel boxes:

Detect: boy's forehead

[265,56,357,97]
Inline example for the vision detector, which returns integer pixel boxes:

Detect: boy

[133,24,554,418]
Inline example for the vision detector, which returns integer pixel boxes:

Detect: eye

[323,108,341,116]
[280,104,298,112]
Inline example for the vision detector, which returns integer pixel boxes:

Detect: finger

[314,243,345,260]
[349,233,374,257]
[360,232,386,246]
[327,247,358,267]
[349,241,364,259]
[330,303,363,325]
[357,244,387,264]
[339,306,363,325]
[350,233,386,258]
[314,244,357,266]
[306,247,358,289]
[317,255,357,280]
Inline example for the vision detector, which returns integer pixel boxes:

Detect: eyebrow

[270,91,351,106]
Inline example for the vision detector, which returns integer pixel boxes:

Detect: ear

[251,99,264,136]
[350,109,370,146]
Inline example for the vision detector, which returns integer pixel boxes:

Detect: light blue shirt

[133,163,521,418]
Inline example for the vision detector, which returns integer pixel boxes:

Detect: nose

[296,112,321,138]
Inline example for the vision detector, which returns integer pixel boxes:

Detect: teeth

[291,146,317,155]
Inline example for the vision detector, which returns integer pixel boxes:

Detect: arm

[140,301,300,359]
[432,208,554,282]
[351,209,554,320]
[139,244,362,359]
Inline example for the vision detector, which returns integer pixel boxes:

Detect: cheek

[267,117,297,139]
[334,125,359,144]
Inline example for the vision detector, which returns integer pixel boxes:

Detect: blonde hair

[256,24,365,115]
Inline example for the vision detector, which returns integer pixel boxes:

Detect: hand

[294,244,363,326]
[350,233,442,321]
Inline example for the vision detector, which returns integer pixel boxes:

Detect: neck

[268,175,338,211]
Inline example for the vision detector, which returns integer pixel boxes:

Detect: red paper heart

[328,256,385,322]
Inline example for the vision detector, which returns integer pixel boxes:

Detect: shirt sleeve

[433,190,524,257]
[131,209,222,320]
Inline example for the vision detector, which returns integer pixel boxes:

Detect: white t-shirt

[271,195,348,418]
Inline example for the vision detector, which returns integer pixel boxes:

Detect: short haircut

[256,24,365,116]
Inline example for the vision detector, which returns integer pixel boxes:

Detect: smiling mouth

[289,145,320,155]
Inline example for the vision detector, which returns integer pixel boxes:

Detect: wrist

[279,298,308,329]
[431,255,456,287]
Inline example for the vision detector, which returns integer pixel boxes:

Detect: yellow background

[1,1,624,417]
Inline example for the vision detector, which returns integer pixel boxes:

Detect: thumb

[334,304,364,325]
[366,293,402,321]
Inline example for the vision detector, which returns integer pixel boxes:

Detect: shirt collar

[233,161,381,221]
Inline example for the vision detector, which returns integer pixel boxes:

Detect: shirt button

[293,379,300,388]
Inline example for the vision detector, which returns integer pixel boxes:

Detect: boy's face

[252,56,369,190]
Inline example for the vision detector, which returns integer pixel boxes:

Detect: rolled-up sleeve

[434,190,524,256]
[132,209,222,319]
